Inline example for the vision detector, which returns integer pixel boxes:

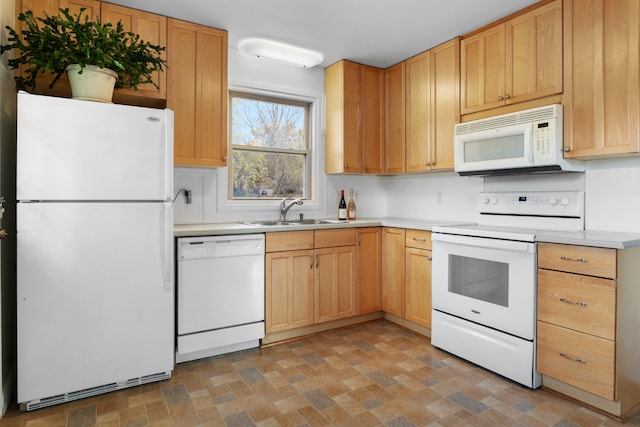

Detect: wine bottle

[347,188,357,220]
[338,189,347,220]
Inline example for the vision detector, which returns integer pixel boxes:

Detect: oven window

[448,255,508,307]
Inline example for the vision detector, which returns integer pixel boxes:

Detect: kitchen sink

[242,219,345,226]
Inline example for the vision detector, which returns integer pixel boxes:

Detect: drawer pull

[560,256,588,263]
[559,352,587,364]
[559,297,587,307]
[412,237,427,242]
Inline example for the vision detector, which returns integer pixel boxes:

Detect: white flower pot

[66,64,117,103]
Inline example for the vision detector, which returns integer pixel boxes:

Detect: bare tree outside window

[230,92,310,199]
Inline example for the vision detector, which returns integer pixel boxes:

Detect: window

[230,92,310,199]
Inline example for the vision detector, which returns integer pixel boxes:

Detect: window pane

[232,97,306,149]
[232,150,306,199]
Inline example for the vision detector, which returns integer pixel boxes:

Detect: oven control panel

[478,191,584,218]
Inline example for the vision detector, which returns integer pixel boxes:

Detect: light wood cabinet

[381,227,405,317]
[461,0,562,115]
[356,227,382,314]
[100,2,167,106]
[384,38,459,174]
[265,231,314,333]
[563,0,640,158]
[167,18,228,167]
[405,230,432,328]
[536,242,640,419]
[325,60,384,174]
[384,62,406,173]
[265,229,356,332]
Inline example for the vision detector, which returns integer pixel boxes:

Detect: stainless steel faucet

[279,197,303,221]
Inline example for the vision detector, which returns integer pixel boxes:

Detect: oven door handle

[432,233,536,253]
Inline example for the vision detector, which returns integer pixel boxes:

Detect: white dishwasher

[176,234,265,363]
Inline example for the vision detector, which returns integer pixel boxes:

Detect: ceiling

[104,0,539,69]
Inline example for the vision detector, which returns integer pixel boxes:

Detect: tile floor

[1,320,639,427]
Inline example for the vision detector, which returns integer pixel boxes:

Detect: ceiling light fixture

[238,37,324,68]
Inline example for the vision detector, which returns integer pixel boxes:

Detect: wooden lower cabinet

[537,242,640,419]
[265,229,357,334]
[314,245,356,323]
[405,229,433,328]
[382,227,405,317]
[356,228,382,314]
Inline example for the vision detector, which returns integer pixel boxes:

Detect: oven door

[432,232,536,340]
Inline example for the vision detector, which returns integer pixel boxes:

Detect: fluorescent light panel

[238,37,324,68]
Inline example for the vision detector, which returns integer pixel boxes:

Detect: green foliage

[0,8,167,91]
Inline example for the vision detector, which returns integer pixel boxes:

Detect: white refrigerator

[16,92,175,410]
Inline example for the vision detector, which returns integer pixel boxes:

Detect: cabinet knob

[427,255,433,261]
[562,147,571,152]
[504,94,511,100]
[498,95,504,101]
[344,164,349,168]
[0,229,7,239]
[223,156,228,161]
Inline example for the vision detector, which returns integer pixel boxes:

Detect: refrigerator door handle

[163,203,173,290]
[163,109,175,202]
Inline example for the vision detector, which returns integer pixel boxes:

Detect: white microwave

[454,104,584,176]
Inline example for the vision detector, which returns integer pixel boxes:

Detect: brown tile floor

[1,320,639,427]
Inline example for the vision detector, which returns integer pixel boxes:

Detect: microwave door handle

[524,124,535,164]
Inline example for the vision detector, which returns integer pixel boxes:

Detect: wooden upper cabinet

[430,37,460,171]
[405,51,431,172]
[406,37,459,172]
[168,18,228,167]
[325,60,383,174]
[15,0,101,97]
[563,0,640,158]
[384,62,406,173]
[461,0,562,115]
[101,3,167,106]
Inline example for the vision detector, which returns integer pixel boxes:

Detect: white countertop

[174,217,640,249]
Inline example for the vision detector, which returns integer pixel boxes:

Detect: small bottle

[338,189,347,220]
[347,188,357,220]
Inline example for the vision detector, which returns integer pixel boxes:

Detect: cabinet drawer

[538,243,616,279]
[537,321,615,400]
[405,229,432,250]
[537,269,616,340]
[266,231,314,252]
[314,229,356,248]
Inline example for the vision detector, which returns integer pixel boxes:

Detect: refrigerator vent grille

[20,372,171,411]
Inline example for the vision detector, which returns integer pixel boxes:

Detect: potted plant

[0,8,167,102]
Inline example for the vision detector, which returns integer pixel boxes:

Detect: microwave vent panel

[455,104,561,135]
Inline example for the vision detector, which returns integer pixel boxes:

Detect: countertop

[174,217,640,249]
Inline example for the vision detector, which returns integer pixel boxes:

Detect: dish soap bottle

[347,188,357,220]
[338,189,347,220]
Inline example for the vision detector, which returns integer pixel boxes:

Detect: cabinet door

[384,62,406,173]
[325,61,360,173]
[266,250,314,333]
[168,19,228,167]
[16,0,100,97]
[430,37,459,171]
[506,0,562,105]
[314,246,356,323]
[460,24,506,114]
[563,0,640,158]
[361,65,384,174]
[101,3,167,105]
[405,247,432,328]
[382,227,405,317]
[405,51,431,172]
[356,228,382,314]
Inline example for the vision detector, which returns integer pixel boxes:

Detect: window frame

[216,82,324,216]
[228,90,312,200]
